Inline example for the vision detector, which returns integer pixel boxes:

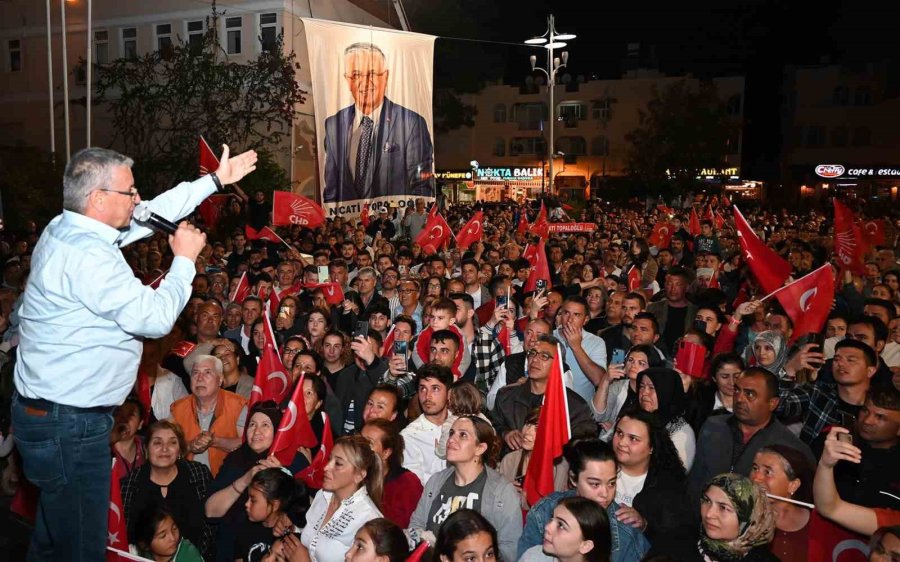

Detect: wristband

[209,172,224,192]
[231,481,243,494]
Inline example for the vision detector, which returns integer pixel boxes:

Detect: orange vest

[170,389,247,477]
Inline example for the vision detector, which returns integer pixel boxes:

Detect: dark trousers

[12,392,114,562]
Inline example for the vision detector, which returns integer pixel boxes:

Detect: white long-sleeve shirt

[400,414,446,485]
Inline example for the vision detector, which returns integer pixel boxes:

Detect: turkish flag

[107,458,129,552]
[523,343,570,506]
[230,271,251,304]
[529,202,550,239]
[455,211,484,250]
[304,282,345,305]
[198,194,230,230]
[807,510,869,562]
[734,206,791,294]
[248,315,291,408]
[360,203,370,228]
[517,212,529,236]
[859,218,885,248]
[170,340,197,359]
[774,264,835,343]
[498,325,511,356]
[415,210,453,255]
[703,205,714,222]
[714,211,726,231]
[524,238,551,293]
[381,324,397,357]
[648,221,673,248]
[522,243,539,266]
[833,200,867,275]
[296,412,333,489]
[688,207,702,237]
[272,191,326,229]
[710,195,719,208]
[199,135,219,176]
[721,194,731,206]
[245,225,281,242]
[270,373,319,465]
[627,265,641,291]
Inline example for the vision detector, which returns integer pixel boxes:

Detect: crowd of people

[1,165,899,562]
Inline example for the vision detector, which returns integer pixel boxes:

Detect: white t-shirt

[615,470,647,507]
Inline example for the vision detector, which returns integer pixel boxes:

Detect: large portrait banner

[302,18,437,219]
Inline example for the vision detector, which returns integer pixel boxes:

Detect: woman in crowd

[408,415,521,562]
[121,420,214,559]
[433,509,499,562]
[343,518,410,562]
[624,238,658,291]
[299,435,384,562]
[686,352,744,433]
[520,496,613,562]
[248,318,267,366]
[697,473,777,562]
[275,295,305,340]
[213,339,254,398]
[112,398,146,474]
[743,330,788,379]
[437,381,492,460]
[636,367,696,470]
[611,410,697,560]
[423,276,446,302]
[140,337,190,424]
[497,408,569,509]
[583,285,608,334]
[592,344,663,440]
[132,504,205,562]
[306,307,331,350]
[235,468,304,562]
[749,445,814,561]
[360,419,423,528]
[519,439,650,562]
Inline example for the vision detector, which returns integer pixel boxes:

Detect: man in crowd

[401,363,452,485]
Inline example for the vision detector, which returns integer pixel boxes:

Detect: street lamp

[525,14,575,198]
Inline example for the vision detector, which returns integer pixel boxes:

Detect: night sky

[405,0,897,181]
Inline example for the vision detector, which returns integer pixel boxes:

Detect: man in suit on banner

[323,42,434,203]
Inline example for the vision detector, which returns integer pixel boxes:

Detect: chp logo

[815,164,845,178]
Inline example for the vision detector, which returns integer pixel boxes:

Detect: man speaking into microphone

[12,145,256,561]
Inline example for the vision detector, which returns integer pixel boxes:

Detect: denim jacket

[517,490,650,562]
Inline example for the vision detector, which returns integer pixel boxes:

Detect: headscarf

[744,330,788,377]
[636,367,686,426]
[699,473,775,561]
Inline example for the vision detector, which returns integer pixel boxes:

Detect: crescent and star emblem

[267,371,288,396]
[279,402,298,433]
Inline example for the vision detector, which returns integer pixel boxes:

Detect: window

[259,13,277,52]
[493,104,506,123]
[558,102,587,123]
[591,136,609,156]
[852,127,871,146]
[556,136,586,156]
[122,27,137,59]
[155,24,172,54]
[854,86,872,106]
[226,17,242,55]
[8,39,21,72]
[832,86,849,106]
[94,30,109,65]
[187,20,205,48]
[805,125,826,147]
[830,126,848,147]
[726,94,742,116]
[511,102,548,131]
[592,99,610,121]
[493,138,506,156]
[509,137,546,156]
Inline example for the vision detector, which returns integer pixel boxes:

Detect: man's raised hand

[215,144,258,185]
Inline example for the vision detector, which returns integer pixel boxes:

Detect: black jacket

[633,468,699,561]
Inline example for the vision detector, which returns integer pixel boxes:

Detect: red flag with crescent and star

[245,225,281,242]
[199,135,219,176]
[360,203,371,228]
[296,412,333,489]
[833,200,867,275]
[529,202,550,239]
[198,194,230,231]
[734,206,792,294]
[455,211,484,250]
[721,194,731,206]
[248,314,291,409]
[688,207,702,237]
[524,238,551,293]
[270,372,319,465]
[807,510,869,562]
[415,210,453,255]
[773,264,834,343]
[272,191,326,228]
[517,212,529,237]
[859,218,885,249]
[230,271,251,304]
[648,221,673,248]
[714,211,726,231]
[627,265,642,291]
[107,458,129,552]
[304,282,345,305]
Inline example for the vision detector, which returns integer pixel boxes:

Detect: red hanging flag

[523,343,571,506]
[529,202,550,239]
[245,225,282,243]
[773,264,835,343]
[230,271,251,304]
[648,221,673,248]
[734,206,791,294]
[688,207,702,237]
[107,458,129,552]
[833,200,867,275]
[524,238,551,293]
[627,265,641,291]
[859,218,885,248]
[721,194,731,207]
[360,203,370,228]
[807,510,868,562]
[703,205,715,222]
[296,412,333,489]
[270,373,319,465]
[714,211,726,231]
[198,194,230,231]
[517,212,530,237]
[522,243,539,266]
[415,210,453,255]
[272,191,327,228]
[455,211,484,250]
[248,315,291,408]
[199,135,220,176]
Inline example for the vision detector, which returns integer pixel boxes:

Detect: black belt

[15,392,115,415]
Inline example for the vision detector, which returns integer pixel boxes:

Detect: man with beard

[401,363,453,485]
[486,318,552,411]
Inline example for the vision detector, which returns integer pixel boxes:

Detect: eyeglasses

[99,188,139,200]
[398,288,417,294]
[526,349,554,362]
[345,71,387,81]
[283,348,302,355]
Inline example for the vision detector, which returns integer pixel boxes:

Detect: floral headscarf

[743,330,788,377]
[699,473,775,562]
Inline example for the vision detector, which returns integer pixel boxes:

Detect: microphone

[133,204,178,235]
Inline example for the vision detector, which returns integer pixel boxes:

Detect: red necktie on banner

[270,373,319,465]
[523,344,571,506]
[455,211,484,250]
[523,238,551,293]
[833,200,867,275]
[415,210,452,255]
[733,206,791,294]
[772,264,835,343]
[199,135,220,176]
[248,315,291,408]
[272,191,327,228]
[107,459,129,553]
[296,412,333,488]
[529,202,550,239]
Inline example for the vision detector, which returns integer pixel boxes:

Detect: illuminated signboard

[475,167,544,182]
[815,164,900,178]
[434,170,473,181]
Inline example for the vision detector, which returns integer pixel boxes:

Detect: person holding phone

[591,345,664,441]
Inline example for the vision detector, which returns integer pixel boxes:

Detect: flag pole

[758,263,833,303]
[766,493,814,509]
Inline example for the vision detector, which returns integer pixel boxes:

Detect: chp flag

[273,191,327,229]
[833,200,867,275]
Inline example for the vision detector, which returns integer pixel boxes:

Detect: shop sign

[475,167,543,182]
[434,170,473,180]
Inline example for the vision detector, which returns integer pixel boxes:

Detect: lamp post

[525,14,575,198]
